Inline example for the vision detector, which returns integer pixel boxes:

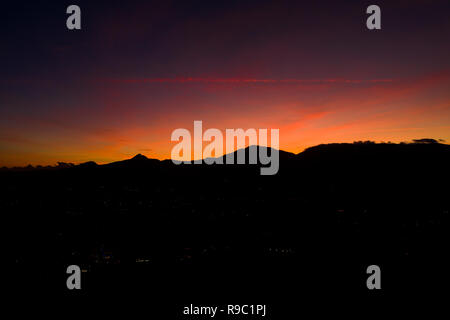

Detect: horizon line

[1,139,448,169]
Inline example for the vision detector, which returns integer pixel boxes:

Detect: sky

[1,0,449,166]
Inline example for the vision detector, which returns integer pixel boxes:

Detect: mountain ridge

[1,140,449,171]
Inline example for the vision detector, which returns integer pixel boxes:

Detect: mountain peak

[131,154,149,161]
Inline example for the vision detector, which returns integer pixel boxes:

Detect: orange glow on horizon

[1,72,449,167]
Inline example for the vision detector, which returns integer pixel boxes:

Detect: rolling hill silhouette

[5,140,450,298]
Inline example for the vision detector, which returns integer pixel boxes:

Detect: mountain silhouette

[102,153,160,169]
[5,140,450,296]
[3,140,449,172]
[131,153,149,161]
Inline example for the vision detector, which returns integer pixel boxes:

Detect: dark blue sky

[1,0,449,165]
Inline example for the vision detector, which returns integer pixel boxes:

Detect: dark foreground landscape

[6,140,450,315]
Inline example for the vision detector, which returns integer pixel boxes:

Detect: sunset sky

[1,0,449,166]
